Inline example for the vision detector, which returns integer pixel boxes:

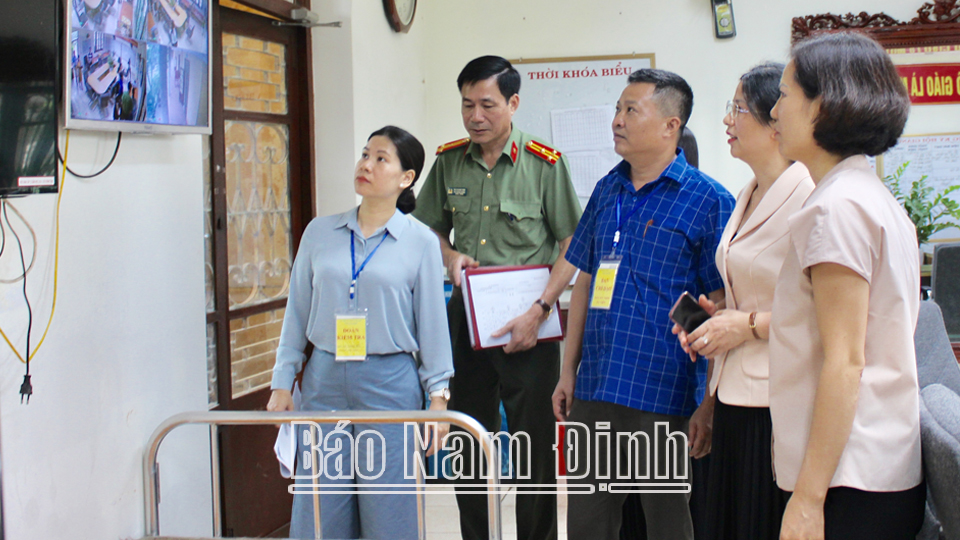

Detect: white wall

[349,1,430,159]
[315,0,929,208]
[312,0,358,216]
[415,0,924,196]
[312,0,433,215]
[0,132,212,539]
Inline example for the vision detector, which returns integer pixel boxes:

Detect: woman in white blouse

[768,33,923,540]
[675,63,814,540]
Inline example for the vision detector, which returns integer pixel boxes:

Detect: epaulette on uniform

[525,140,561,165]
[436,138,470,155]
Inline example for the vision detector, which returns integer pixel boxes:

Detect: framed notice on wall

[510,54,655,205]
[877,132,960,242]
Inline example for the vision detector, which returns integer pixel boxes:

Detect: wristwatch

[429,387,451,401]
[534,298,553,315]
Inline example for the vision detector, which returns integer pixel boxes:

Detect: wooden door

[205,2,313,536]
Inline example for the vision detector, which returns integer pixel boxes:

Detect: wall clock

[383,0,416,33]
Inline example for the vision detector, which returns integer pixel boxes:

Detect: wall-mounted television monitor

[64,0,211,134]
[0,0,60,196]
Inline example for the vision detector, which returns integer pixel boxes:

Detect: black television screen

[0,0,60,196]
[64,0,211,134]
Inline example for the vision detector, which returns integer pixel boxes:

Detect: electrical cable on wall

[0,201,37,401]
[0,200,56,370]
[0,202,6,273]
[0,129,84,402]
[3,202,34,403]
[0,203,37,283]
[56,130,122,179]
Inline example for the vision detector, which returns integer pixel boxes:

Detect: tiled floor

[423,485,568,540]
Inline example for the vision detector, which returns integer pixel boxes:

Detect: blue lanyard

[349,230,389,300]
[612,181,665,254]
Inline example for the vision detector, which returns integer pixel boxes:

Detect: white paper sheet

[551,106,616,152]
[551,106,619,198]
[461,266,563,349]
[566,149,622,198]
[273,382,302,478]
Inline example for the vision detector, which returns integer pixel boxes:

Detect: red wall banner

[896,63,960,105]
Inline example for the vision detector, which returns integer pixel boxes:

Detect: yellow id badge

[590,257,620,310]
[335,312,367,361]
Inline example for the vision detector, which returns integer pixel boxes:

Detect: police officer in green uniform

[414,55,582,540]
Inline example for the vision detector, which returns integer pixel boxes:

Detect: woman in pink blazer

[675,63,814,540]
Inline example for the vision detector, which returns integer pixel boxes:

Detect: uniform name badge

[590,256,621,310]
[335,309,367,361]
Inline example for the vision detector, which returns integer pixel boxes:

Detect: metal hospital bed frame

[144,410,503,540]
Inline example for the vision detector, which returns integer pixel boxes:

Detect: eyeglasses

[725,101,751,118]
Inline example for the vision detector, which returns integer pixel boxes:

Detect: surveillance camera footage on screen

[67,0,210,133]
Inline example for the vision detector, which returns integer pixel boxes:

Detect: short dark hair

[790,32,909,157]
[626,69,694,129]
[740,62,784,127]
[677,127,699,168]
[368,126,425,214]
[457,55,521,101]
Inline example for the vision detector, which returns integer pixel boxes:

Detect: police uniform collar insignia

[510,141,519,164]
[525,140,561,165]
[435,138,470,155]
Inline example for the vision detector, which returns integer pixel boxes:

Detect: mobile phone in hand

[669,292,711,334]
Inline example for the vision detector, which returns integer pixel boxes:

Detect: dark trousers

[621,455,710,540]
[565,400,694,540]
[780,482,925,540]
[447,289,560,540]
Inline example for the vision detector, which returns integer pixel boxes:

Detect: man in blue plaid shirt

[553,69,735,540]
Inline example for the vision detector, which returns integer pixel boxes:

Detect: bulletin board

[510,54,655,204]
[879,45,960,242]
[876,132,960,242]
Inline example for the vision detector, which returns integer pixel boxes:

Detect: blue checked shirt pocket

[632,222,694,277]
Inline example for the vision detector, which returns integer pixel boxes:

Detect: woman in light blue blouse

[267,126,455,540]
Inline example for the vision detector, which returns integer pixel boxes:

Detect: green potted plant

[882,161,960,262]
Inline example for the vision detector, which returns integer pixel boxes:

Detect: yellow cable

[0,130,67,363]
